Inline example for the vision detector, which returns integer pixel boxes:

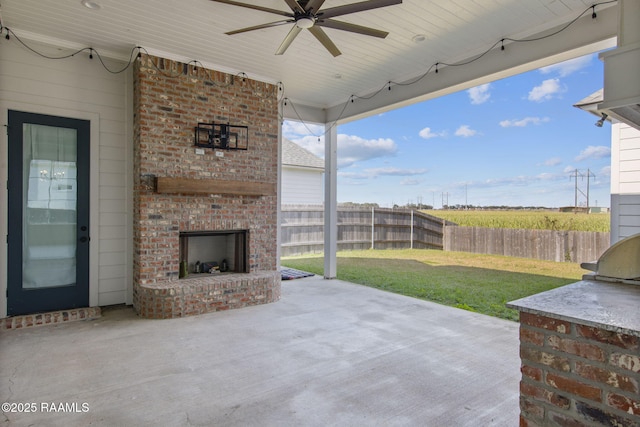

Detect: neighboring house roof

[573,89,603,111]
[282,139,324,170]
[573,89,611,123]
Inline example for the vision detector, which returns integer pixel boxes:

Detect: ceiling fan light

[412,34,426,43]
[296,17,315,29]
[80,0,101,10]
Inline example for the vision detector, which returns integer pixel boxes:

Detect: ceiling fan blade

[308,26,341,57]
[316,18,388,38]
[283,0,305,14]
[210,0,293,18]
[275,26,303,55]
[226,20,294,35]
[319,0,402,20]
[303,0,327,13]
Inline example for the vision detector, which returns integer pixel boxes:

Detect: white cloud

[499,116,550,127]
[339,167,427,180]
[467,83,491,105]
[539,55,592,77]
[485,176,529,186]
[564,165,576,173]
[455,125,477,137]
[292,134,398,169]
[400,178,421,186]
[599,165,611,177]
[528,78,563,102]
[451,171,568,190]
[575,145,611,161]
[535,172,560,181]
[542,157,562,166]
[338,171,370,180]
[293,135,325,157]
[419,127,447,139]
[338,135,397,168]
[365,167,427,177]
[282,120,324,139]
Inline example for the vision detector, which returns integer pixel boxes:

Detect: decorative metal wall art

[194,122,248,150]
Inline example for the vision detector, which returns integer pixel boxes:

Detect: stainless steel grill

[581,233,640,285]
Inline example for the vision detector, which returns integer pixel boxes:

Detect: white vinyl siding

[610,122,640,243]
[0,41,132,315]
[282,166,323,205]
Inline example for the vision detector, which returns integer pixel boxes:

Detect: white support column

[617,0,640,46]
[276,103,283,270]
[599,0,640,119]
[602,0,640,244]
[324,123,338,279]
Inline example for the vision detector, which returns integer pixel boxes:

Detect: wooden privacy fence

[443,226,610,263]
[281,206,611,263]
[281,206,445,257]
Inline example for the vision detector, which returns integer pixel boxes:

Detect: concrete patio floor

[1,276,521,426]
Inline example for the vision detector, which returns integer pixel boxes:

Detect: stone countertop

[507,278,640,337]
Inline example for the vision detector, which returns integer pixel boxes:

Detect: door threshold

[2,307,101,330]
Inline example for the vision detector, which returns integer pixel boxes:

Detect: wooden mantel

[156,177,275,197]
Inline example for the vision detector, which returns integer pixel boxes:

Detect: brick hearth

[134,271,280,318]
[133,54,280,318]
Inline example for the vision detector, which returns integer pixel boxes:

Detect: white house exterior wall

[610,122,640,243]
[281,166,323,205]
[0,41,132,317]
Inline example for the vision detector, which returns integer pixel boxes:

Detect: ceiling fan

[210,0,402,57]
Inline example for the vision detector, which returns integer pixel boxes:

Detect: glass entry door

[7,111,90,315]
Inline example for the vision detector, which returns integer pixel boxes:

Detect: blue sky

[283,52,612,208]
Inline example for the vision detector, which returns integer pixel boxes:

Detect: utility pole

[465,184,468,209]
[586,169,595,210]
[571,169,582,210]
[441,192,449,209]
[569,169,595,211]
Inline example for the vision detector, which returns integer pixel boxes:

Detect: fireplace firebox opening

[179,230,248,277]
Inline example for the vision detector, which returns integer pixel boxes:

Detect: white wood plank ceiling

[2,0,619,122]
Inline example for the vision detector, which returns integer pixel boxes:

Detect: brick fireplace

[179,230,249,275]
[132,54,281,319]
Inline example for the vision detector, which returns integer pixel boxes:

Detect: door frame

[8,111,91,315]
[1,102,100,318]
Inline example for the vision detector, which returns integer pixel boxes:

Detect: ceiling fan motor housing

[295,16,315,29]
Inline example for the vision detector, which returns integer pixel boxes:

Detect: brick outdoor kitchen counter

[508,278,640,426]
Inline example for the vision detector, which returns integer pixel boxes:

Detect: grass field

[281,249,585,321]
[422,209,610,232]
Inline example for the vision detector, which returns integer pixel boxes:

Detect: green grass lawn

[281,249,585,322]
